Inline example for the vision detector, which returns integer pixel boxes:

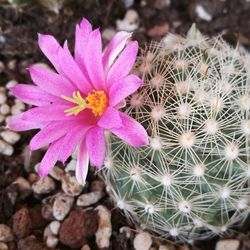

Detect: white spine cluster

[101,26,250,242]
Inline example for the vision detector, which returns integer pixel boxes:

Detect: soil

[0,0,250,249]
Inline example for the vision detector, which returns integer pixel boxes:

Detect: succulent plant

[100,25,250,241]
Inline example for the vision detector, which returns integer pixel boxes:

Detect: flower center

[62,90,108,117]
[86,90,108,116]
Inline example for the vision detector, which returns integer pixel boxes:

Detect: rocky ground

[1,0,250,249]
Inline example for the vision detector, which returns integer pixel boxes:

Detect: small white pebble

[61,173,83,196]
[32,176,56,194]
[77,191,104,207]
[215,239,240,250]
[52,193,74,221]
[81,245,91,250]
[134,232,152,250]
[6,80,17,89]
[1,130,21,144]
[102,28,116,41]
[0,92,7,105]
[0,139,14,156]
[95,205,112,249]
[116,9,139,31]
[0,114,5,123]
[0,104,10,115]
[46,235,59,248]
[120,226,133,238]
[11,103,25,115]
[159,244,176,250]
[65,159,77,172]
[195,5,212,21]
[0,224,14,242]
[0,242,8,250]
[49,165,64,181]
[49,221,61,235]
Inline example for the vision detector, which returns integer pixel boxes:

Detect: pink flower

[8,18,148,184]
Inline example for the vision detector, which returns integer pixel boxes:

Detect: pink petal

[38,138,62,177]
[11,84,62,106]
[59,124,91,163]
[28,65,75,97]
[109,74,142,107]
[103,31,132,73]
[107,41,138,88]
[76,139,89,185]
[98,107,122,129]
[58,42,93,95]
[110,112,148,147]
[8,113,48,131]
[38,34,62,74]
[22,105,72,122]
[86,126,105,167]
[75,18,92,79]
[85,29,105,90]
[30,120,78,150]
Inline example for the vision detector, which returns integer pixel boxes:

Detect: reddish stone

[12,207,32,239]
[59,208,98,248]
[29,205,47,230]
[18,235,54,250]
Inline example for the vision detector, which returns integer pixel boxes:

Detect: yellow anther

[86,90,108,116]
[62,91,87,116]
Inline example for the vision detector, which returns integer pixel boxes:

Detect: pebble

[120,226,133,238]
[1,130,21,145]
[11,101,25,115]
[0,224,14,242]
[49,221,61,235]
[102,28,116,42]
[12,207,32,239]
[18,235,50,250]
[13,177,32,200]
[195,4,212,22]
[134,232,152,250]
[0,92,7,105]
[49,165,64,181]
[32,176,56,194]
[0,242,8,250]
[77,191,104,207]
[95,205,112,249]
[61,173,83,196]
[65,159,77,172]
[159,244,176,250]
[0,114,5,123]
[0,139,13,156]
[59,208,98,248]
[29,205,47,230]
[81,245,91,250]
[147,23,169,38]
[52,193,74,221]
[90,180,105,192]
[0,104,10,115]
[116,9,139,31]
[215,239,240,250]
[46,235,58,248]
[123,0,134,8]
[6,80,17,90]
[41,204,54,221]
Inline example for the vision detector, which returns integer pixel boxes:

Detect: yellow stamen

[62,91,87,116]
[86,90,108,116]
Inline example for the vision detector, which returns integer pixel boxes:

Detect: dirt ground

[1,0,250,249]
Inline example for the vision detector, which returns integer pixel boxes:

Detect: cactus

[100,25,250,241]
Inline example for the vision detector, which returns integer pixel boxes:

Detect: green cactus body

[100,26,250,241]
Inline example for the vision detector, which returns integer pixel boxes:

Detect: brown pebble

[90,180,105,192]
[29,205,47,230]
[59,208,98,248]
[147,23,169,38]
[28,173,39,184]
[18,235,54,250]
[41,204,54,221]
[12,208,32,239]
